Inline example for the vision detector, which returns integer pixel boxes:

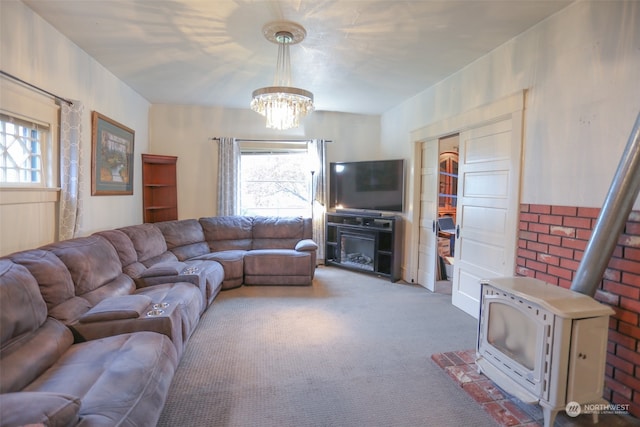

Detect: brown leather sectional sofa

[0,216,317,427]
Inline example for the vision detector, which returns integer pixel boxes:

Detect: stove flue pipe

[571,111,640,297]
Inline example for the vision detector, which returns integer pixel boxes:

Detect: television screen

[330,159,404,212]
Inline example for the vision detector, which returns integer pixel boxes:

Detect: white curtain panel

[217,137,240,216]
[59,100,84,240]
[309,139,327,261]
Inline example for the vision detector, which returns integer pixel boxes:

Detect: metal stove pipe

[571,112,640,297]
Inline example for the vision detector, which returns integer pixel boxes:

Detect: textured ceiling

[23,0,572,115]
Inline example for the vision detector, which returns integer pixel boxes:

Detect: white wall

[0,0,150,244]
[381,0,640,281]
[149,104,381,220]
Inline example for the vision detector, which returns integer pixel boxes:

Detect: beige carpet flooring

[157,266,498,427]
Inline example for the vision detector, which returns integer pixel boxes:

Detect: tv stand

[325,212,402,282]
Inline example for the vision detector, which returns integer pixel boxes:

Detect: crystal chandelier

[251,22,314,130]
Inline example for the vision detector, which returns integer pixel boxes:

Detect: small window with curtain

[0,113,48,186]
[240,145,312,217]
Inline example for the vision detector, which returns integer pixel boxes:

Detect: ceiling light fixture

[250,21,314,130]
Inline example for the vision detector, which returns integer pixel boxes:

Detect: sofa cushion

[0,391,80,427]
[95,228,149,279]
[0,260,74,393]
[10,248,92,324]
[244,249,312,276]
[0,260,47,346]
[94,229,139,267]
[139,261,187,278]
[79,295,153,323]
[118,223,177,266]
[243,249,313,285]
[43,236,130,296]
[252,216,305,249]
[48,297,93,325]
[9,249,75,311]
[200,216,253,251]
[194,250,245,290]
[23,331,178,427]
[155,219,210,260]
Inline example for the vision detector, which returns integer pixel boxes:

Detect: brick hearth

[432,349,640,427]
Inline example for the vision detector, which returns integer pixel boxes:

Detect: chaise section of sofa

[244,216,318,285]
[0,259,177,427]
[196,215,319,286]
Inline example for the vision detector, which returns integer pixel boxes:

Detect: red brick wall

[517,204,640,417]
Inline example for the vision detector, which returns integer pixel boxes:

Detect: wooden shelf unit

[141,154,177,223]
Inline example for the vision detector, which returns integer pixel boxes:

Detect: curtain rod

[210,137,332,143]
[0,70,73,106]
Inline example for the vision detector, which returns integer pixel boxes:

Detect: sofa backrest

[200,216,253,252]
[94,229,147,280]
[9,249,91,324]
[0,259,74,393]
[117,223,177,266]
[252,216,310,250]
[155,219,210,261]
[41,236,136,308]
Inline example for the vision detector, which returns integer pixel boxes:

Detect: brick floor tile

[444,351,467,365]
[455,349,477,364]
[483,401,522,426]
[431,352,454,368]
[502,399,535,423]
[463,381,495,403]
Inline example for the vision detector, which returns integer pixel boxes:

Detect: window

[240,148,312,217]
[0,113,48,185]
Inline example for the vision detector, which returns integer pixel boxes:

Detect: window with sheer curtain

[240,148,312,217]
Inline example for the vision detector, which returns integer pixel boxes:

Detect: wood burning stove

[476,277,614,427]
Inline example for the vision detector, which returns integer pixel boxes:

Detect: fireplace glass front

[477,284,554,402]
[487,302,537,370]
[339,232,375,271]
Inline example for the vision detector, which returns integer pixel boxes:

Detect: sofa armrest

[0,392,81,427]
[133,261,202,289]
[139,261,188,278]
[79,295,152,323]
[295,239,318,252]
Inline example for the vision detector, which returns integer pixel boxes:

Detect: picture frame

[91,111,135,195]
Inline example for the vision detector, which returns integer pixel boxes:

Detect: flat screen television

[329,159,405,213]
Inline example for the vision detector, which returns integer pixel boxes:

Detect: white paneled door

[451,116,523,318]
[417,139,439,291]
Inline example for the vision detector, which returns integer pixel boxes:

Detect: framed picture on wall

[91,111,135,195]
